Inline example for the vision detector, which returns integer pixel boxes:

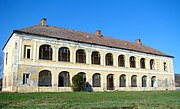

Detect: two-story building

[2,18,175,92]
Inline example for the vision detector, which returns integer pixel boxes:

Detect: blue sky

[0,0,180,77]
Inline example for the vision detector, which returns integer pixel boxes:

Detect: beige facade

[2,28,175,92]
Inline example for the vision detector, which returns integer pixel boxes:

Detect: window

[150,59,155,70]
[58,47,70,62]
[118,55,125,67]
[23,73,30,85]
[39,44,52,60]
[76,49,86,63]
[131,75,137,87]
[142,75,147,87]
[140,58,145,69]
[91,51,100,65]
[106,53,113,66]
[107,74,114,90]
[5,52,8,65]
[163,62,167,71]
[151,76,156,87]
[58,71,70,87]
[119,74,126,87]
[24,45,31,59]
[38,70,52,86]
[130,56,136,68]
[15,42,17,49]
[92,73,101,87]
[164,78,168,86]
[78,72,86,83]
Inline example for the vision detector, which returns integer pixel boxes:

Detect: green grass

[0,91,180,109]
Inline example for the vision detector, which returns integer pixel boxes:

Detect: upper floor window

[76,49,86,63]
[140,58,145,69]
[105,53,113,66]
[24,45,31,59]
[118,55,125,67]
[130,56,136,68]
[150,59,155,70]
[58,47,70,62]
[91,51,100,65]
[5,52,8,65]
[39,44,52,60]
[15,42,17,49]
[163,62,167,71]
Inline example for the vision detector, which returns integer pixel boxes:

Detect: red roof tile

[14,24,173,58]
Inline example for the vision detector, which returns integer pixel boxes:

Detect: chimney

[135,39,142,44]
[41,18,47,26]
[95,30,102,36]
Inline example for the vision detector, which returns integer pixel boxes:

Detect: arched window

[76,49,86,63]
[118,55,125,67]
[91,51,100,65]
[39,44,52,60]
[130,56,136,68]
[58,47,70,62]
[151,76,156,87]
[142,75,147,87]
[140,58,145,69]
[131,75,137,87]
[106,53,113,66]
[78,72,86,83]
[150,59,155,70]
[119,74,126,87]
[58,71,70,87]
[107,74,114,90]
[92,73,101,87]
[38,70,52,86]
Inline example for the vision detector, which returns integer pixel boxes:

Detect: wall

[2,33,175,92]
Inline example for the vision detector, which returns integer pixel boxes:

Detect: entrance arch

[107,74,114,90]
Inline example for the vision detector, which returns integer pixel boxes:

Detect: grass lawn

[0,91,180,109]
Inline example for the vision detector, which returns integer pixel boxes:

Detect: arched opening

[38,70,52,86]
[106,53,113,66]
[119,74,126,87]
[76,49,86,63]
[92,73,101,87]
[131,75,137,87]
[130,56,136,68]
[107,74,114,90]
[39,44,53,60]
[91,51,100,65]
[140,58,145,69]
[150,59,155,70]
[118,55,125,67]
[142,75,147,87]
[151,76,157,87]
[78,72,86,83]
[58,47,70,62]
[58,71,70,87]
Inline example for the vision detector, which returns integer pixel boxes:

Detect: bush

[71,74,85,92]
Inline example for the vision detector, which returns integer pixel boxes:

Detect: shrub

[71,74,85,92]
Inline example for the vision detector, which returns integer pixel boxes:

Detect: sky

[0,0,180,77]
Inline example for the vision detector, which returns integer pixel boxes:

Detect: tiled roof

[14,24,173,58]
